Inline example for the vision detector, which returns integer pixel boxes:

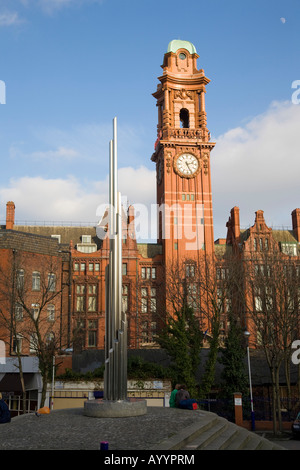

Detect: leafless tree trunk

[244,237,300,434]
[0,250,27,413]
[0,250,69,409]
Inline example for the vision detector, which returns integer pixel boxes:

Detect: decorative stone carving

[174,89,193,100]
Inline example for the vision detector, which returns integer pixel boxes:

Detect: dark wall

[72,348,300,387]
[72,349,171,374]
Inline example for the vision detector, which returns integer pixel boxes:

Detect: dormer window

[77,234,97,253]
[82,235,91,244]
[51,234,61,243]
[281,242,297,256]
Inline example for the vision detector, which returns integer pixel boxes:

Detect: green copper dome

[167,40,197,55]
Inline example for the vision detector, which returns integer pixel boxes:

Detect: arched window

[180,108,189,128]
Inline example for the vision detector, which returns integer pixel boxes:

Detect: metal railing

[7,395,37,416]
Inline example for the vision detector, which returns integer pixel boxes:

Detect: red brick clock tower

[151,40,215,267]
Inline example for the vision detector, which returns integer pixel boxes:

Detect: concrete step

[206,422,246,450]
[152,411,220,451]
[184,422,285,451]
[257,438,281,450]
[225,427,253,450]
[153,410,287,451]
[184,418,229,450]
[241,434,263,450]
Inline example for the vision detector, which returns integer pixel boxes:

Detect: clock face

[175,153,199,178]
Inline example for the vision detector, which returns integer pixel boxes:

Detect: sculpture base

[84,398,147,418]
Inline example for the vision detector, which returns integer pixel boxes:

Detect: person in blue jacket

[0,393,11,423]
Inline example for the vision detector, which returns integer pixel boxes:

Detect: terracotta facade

[1,40,300,358]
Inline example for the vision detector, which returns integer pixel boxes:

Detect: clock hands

[176,154,198,176]
[185,162,191,173]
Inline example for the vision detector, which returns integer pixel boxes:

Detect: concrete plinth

[84,398,147,418]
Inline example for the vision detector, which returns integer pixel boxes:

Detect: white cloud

[0,166,156,240]
[2,117,155,238]
[0,175,99,223]
[38,0,81,13]
[0,0,104,20]
[30,146,79,161]
[118,166,155,207]
[18,121,148,170]
[5,101,300,243]
[0,11,23,26]
[3,100,299,243]
[211,100,300,238]
[20,0,104,14]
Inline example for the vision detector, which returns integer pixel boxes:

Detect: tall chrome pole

[104,117,127,402]
[245,330,255,431]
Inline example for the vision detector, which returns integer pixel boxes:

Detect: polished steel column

[104,117,127,402]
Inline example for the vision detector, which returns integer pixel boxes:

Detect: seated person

[169,384,181,408]
[176,385,198,410]
[175,385,190,407]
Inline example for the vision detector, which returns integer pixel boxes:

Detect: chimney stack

[6,201,15,230]
[292,208,300,241]
[231,206,240,240]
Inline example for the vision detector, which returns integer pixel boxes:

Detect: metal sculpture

[104,117,127,401]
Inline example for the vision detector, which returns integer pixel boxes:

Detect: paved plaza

[0,406,298,452]
[0,406,201,451]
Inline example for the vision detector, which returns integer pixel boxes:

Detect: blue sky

[0,0,300,240]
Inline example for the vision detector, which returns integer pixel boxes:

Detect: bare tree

[0,250,28,413]
[0,250,69,409]
[195,252,247,398]
[155,254,245,398]
[154,259,204,395]
[245,237,300,433]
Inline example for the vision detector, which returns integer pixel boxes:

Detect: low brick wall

[242,420,292,432]
[47,379,172,410]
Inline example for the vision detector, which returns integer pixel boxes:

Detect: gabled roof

[240,228,298,244]
[12,225,101,250]
[214,243,232,258]
[271,230,298,243]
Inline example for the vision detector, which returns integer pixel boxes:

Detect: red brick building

[1,201,164,353]
[0,221,70,356]
[223,206,300,347]
[0,39,299,362]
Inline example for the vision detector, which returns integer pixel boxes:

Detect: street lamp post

[51,355,55,411]
[244,330,255,431]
